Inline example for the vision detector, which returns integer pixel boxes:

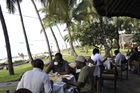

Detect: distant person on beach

[17,59,52,93]
[45,53,70,75]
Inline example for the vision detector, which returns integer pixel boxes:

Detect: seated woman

[45,53,70,75]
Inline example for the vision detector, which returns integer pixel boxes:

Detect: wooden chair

[131,60,140,74]
[116,60,128,80]
[101,66,117,93]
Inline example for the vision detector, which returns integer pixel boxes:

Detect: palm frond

[6,0,16,13]
[6,0,23,13]
[64,34,69,42]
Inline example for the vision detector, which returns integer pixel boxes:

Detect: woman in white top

[91,48,106,66]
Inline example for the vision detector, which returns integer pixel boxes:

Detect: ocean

[0,40,68,62]
[0,0,69,62]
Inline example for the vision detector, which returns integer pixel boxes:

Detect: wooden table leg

[97,79,100,93]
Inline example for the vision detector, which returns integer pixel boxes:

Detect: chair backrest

[121,59,127,64]
[121,59,128,70]
[14,88,32,93]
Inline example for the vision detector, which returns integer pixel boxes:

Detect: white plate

[63,74,71,77]
[49,73,55,77]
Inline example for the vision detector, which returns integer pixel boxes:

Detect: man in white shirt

[17,59,52,93]
[114,50,126,66]
[91,48,105,65]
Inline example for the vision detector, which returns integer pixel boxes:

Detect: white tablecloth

[53,82,66,93]
[103,60,112,70]
[51,74,76,93]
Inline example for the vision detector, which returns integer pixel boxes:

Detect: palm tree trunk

[66,22,77,57]
[56,24,68,50]
[0,5,14,75]
[50,26,60,53]
[17,0,33,62]
[31,0,52,62]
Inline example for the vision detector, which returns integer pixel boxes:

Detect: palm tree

[56,24,68,50]
[42,8,62,54]
[65,0,97,52]
[31,0,53,61]
[42,17,61,53]
[16,0,33,62]
[42,16,61,53]
[73,0,97,23]
[41,6,66,53]
[6,0,33,62]
[49,26,60,53]
[0,5,14,75]
[47,0,77,57]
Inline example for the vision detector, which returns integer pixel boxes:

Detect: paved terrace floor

[101,71,140,93]
[0,71,140,93]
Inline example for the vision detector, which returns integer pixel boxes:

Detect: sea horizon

[0,40,68,63]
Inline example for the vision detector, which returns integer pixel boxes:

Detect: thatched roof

[93,0,140,19]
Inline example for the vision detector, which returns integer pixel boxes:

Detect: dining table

[103,57,114,70]
[48,73,76,93]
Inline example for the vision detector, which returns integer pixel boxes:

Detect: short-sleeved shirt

[17,68,52,93]
[115,53,126,66]
[91,53,104,65]
[78,66,94,92]
[51,60,69,73]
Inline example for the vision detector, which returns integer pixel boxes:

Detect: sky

[0,0,68,59]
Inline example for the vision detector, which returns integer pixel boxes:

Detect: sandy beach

[0,53,49,64]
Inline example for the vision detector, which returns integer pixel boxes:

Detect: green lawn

[0,87,16,93]
[0,56,75,83]
[0,63,33,82]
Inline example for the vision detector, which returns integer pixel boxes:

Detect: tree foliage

[133,20,140,46]
[116,17,134,34]
[76,19,116,47]
[133,33,140,46]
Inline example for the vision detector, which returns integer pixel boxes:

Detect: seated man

[17,59,52,93]
[129,47,140,72]
[63,56,94,93]
[114,50,126,66]
[46,53,70,75]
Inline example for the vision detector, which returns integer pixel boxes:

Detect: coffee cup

[54,62,58,65]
